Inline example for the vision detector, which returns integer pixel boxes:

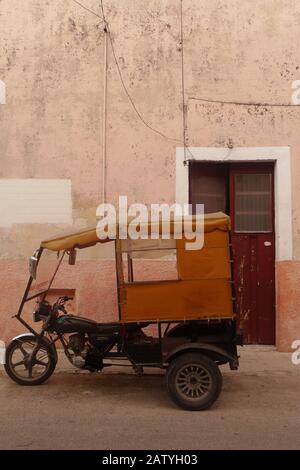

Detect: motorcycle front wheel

[4,335,56,385]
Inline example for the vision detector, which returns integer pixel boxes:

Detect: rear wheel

[166,352,222,410]
[4,335,56,385]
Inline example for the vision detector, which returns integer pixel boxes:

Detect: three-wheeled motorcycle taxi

[4,212,242,410]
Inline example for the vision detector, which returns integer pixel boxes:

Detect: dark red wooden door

[230,163,275,344]
[189,161,276,344]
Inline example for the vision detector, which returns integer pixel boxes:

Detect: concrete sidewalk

[0,346,300,450]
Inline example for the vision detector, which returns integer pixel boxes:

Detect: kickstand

[122,347,144,375]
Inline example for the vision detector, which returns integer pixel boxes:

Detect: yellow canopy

[41,212,230,252]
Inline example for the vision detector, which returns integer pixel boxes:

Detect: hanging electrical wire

[70,0,299,161]
[100,0,197,160]
[71,0,103,20]
[69,0,199,162]
[70,0,193,148]
[180,0,188,164]
[189,96,299,107]
[99,0,184,142]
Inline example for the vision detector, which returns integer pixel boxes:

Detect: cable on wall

[69,1,198,164]
[189,96,299,107]
[72,0,103,20]
[100,0,183,142]
[70,0,300,167]
[71,0,193,146]
[180,0,188,165]
[102,22,108,204]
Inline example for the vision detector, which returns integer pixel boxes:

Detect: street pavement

[0,346,299,450]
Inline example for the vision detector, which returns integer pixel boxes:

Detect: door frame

[176,146,292,262]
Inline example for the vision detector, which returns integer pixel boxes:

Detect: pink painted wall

[276,261,300,351]
[0,258,177,342]
[1,1,300,350]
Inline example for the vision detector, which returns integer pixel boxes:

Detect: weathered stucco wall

[1,0,300,349]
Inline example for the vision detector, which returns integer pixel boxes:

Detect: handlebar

[61,296,73,302]
[36,296,74,328]
[52,296,73,315]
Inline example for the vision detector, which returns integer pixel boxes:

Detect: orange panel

[177,246,231,280]
[176,229,229,249]
[176,230,231,280]
[121,279,234,322]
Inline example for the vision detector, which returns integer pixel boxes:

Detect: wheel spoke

[175,362,213,400]
[19,345,28,357]
[34,359,48,367]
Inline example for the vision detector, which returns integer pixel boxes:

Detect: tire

[4,335,56,385]
[166,352,222,411]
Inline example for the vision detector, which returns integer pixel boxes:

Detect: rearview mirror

[29,251,39,279]
[68,249,77,265]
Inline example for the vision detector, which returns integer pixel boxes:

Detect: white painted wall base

[0,179,72,227]
[176,147,292,262]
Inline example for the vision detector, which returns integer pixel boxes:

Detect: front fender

[5,333,58,365]
[12,333,36,342]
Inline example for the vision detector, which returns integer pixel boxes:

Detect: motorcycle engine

[68,333,90,369]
